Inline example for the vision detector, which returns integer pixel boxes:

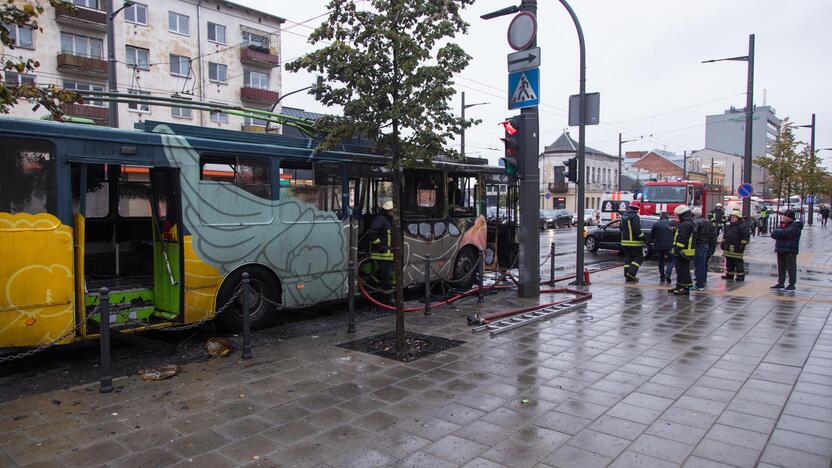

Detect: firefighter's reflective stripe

[674,231,695,257]
[621,218,644,247]
[370,231,393,261]
[723,245,745,259]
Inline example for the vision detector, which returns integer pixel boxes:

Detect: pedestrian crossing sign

[508,67,540,109]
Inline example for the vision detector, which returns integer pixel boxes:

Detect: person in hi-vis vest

[370,200,395,302]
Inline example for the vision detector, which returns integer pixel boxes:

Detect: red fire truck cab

[638,180,725,217]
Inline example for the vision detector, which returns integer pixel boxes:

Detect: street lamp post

[796,114,816,225]
[106,0,135,128]
[703,34,755,219]
[618,133,638,191]
[460,91,489,158]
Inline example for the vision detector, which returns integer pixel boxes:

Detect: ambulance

[600,191,634,224]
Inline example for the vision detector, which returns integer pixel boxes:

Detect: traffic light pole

[558,0,588,286]
[517,0,540,298]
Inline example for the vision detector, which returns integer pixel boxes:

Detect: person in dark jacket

[670,205,696,295]
[620,201,645,282]
[369,200,395,301]
[707,203,724,259]
[720,210,750,281]
[821,205,830,227]
[692,207,712,290]
[770,209,803,291]
[649,212,676,283]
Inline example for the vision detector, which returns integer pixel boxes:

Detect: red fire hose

[357,279,513,312]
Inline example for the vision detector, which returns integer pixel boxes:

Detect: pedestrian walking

[692,207,712,291]
[821,205,830,227]
[721,210,750,281]
[369,200,395,302]
[770,209,803,291]
[649,212,676,283]
[620,201,645,282]
[670,205,696,296]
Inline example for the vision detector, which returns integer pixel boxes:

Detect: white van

[600,191,634,224]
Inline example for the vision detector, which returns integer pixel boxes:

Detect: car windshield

[642,185,687,203]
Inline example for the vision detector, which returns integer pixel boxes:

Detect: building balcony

[240,86,279,105]
[240,46,280,68]
[60,103,108,123]
[57,52,108,77]
[55,5,107,31]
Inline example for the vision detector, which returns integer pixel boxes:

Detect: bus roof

[644,180,704,186]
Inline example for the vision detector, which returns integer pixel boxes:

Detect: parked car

[583,208,599,226]
[540,209,573,229]
[584,215,663,257]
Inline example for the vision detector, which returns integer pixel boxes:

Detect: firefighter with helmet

[620,200,645,282]
[369,200,395,302]
[721,209,750,281]
[670,204,696,295]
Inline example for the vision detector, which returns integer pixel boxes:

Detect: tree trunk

[391,168,406,352]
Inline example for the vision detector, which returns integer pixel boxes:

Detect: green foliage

[286,0,476,164]
[758,118,799,201]
[1,0,81,118]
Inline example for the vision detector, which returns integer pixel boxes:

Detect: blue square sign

[508,68,540,110]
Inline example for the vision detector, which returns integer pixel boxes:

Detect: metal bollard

[424,254,432,316]
[549,242,556,285]
[99,287,113,394]
[241,272,252,360]
[477,250,485,303]
[347,260,356,333]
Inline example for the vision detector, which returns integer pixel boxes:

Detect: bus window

[71,164,110,218]
[448,173,477,217]
[118,165,152,217]
[314,163,343,216]
[200,154,272,199]
[0,138,56,215]
[403,170,444,219]
[279,161,343,217]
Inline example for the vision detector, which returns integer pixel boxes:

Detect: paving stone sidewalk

[1,227,831,468]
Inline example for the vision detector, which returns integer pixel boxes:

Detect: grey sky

[240,0,831,169]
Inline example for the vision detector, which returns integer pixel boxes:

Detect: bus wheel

[453,247,479,290]
[217,267,280,332]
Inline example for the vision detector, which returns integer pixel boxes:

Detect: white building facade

[539,131,620,213]
[1,0,284,131]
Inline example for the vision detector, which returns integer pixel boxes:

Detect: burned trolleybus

[0,118,517,349]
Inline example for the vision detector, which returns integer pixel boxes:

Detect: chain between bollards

[477,249,485,303]
[424,254,432,316]
[550,242,556,285]
[347,260,356,332]
[99,287,113,394]
[241,272,252,360]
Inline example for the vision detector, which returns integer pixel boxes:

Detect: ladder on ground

[472,301,588,336]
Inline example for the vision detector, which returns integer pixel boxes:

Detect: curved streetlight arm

[264,85,312,132]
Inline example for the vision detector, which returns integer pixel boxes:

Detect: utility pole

[459,91,489,158]
[742,35,755,219]
[683,150,687,179]
[808,113,816,225]
[106,0,119,128]
[517,0,540,298]
[618,133,637,191]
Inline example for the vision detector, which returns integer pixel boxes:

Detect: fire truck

[638,180,725,217]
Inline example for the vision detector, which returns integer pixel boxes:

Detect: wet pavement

[0,225,830,467]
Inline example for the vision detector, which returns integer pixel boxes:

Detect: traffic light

[500,116,523,176]
[564,157,578,182]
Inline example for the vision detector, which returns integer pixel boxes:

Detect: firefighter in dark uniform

[369,200,394,302]
[620,200,645,282]
[721,209,750,281]
[670,204,696,295]
[707,203,725,259]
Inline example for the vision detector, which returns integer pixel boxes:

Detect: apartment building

[1,0,284,132]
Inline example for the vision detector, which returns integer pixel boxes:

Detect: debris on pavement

[205,337,233,357]
[138,364,180,381]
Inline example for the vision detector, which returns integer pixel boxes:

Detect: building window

[168,11,189,35]
[127,89,150,113]
[124,2,147,25]
[208,62,227,83]
[207,22,226,44]
[242,30,269,50]
[243,69,269,89]
[169,54,191,77]
[125,45,149,70]
[6,24,34,49]
[73,0,99,9]
[243,116,268,127]
[201,154,272,199]
[209,104,228,124]
[60,32,103,58]
[3,71,36,86]
[63,80,106,107]
[171,101,192,119]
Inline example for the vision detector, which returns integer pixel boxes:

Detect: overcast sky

[239,0,831,169]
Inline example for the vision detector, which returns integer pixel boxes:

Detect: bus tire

[217,266,281,332]
[453,247,479,290]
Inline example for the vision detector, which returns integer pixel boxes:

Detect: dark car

[584,215,662,257]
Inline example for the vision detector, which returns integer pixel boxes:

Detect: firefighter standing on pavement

[369,200,395,302]
[670,205,696,295]
[721,210,750,281]
[708,203,725,260]
[620,201,645,282]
